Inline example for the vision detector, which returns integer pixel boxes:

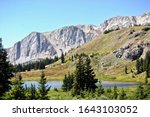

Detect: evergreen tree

[62,73,74,92]
[96,81,104,96]
[136,59,141,74]
[71,56,74,61]
[135,84,145,99]
[54,56,58,62]
[4,74,26,100]
[140,58,144,72]
[135,51,150,77]
[72,55,85,95]
[62,74,68,91]
[15,64,22,72]
[145,51,150,78]
[119,88,127,100]
[25,84,38,100]
[145,76,148,84]
[45,58,50,65]
[146,64,150,78]
[144,84,150,98]
[72,55,97,95]
[136,58,144,74]
[38,71,50,100]
[38,61,45,70]
[146,69,149,78]
[0,38,13,97]
[61,51,65,63]
[106,88,112,93]
[143,58,147,71]
[106,88,113,99]
[84,57,97,91]
[125,66,128,74]
[113,85,118,99]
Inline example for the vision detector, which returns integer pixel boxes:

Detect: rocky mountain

[7,12,150,64]
[7,25,100,64]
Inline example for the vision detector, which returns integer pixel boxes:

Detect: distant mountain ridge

[7,12,150,64]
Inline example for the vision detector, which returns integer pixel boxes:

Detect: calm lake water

[98,81,138,88]
[23,81,138,89]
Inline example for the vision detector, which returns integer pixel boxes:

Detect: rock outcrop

[114,45,144,60]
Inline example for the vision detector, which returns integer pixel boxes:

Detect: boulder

[115,45,143,60]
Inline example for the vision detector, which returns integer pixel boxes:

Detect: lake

[98,81,138,88]
[23,81,138,89]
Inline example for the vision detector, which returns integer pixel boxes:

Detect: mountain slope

[20,26,150,83]
[67,26,150,82]
[7,12,150,64]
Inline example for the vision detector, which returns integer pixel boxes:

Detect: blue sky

[0,0,150,48]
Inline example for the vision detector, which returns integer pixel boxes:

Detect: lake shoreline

[23,80,139,89]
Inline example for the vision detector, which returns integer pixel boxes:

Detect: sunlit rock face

[7,12,150,64]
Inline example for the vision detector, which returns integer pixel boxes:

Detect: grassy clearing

[21,76,64,81]
[19,60,75,81]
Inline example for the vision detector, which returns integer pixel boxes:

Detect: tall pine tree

[96,81,104,96]
[84,57,97,91]
[4,74,26,100]
[38,71,50,100]
[113,85,118,99]
[0,38,13,96]
[25,84,38,100]
[145,51,150,78]
[119,88,127,100]
[62,73,74,92]
[136,59,141,74]
[72,55,97,95]
[135,84,145,99]
[72,55,85,95]
[61,51,65,63]
[125,66,128,74]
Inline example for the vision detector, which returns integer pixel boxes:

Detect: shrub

[142,27,150,31]
[103,29,114,34]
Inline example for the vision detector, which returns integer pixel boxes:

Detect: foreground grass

[47,86,150,100]
[47,89,73,100]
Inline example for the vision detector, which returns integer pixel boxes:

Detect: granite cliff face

[7,32,57,64]
[7,25,100,64]
[7,12,150,64]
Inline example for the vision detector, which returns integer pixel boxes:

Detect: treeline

[136,51,150,82]
[13,57,59,72]
[124,51,150,84]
